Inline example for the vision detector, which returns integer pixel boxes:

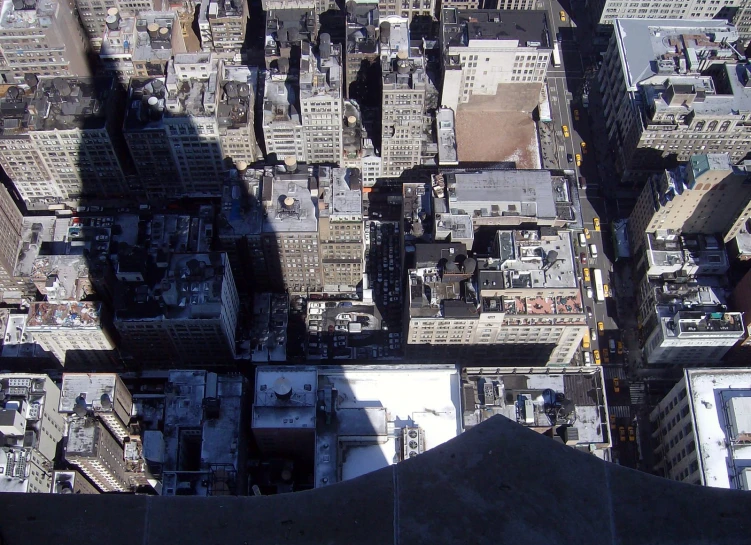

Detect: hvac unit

[402,427,424,459]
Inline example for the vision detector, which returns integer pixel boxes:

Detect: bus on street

[593,269,605,302]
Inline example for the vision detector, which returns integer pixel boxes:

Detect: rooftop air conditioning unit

[402,427,424,459]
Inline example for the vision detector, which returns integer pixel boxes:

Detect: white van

[589,244,598,258]
[583,352,592,365]
[578,233,587,247]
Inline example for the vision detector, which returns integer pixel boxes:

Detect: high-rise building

[58,373,133,444]
[344,3,378,99]
[24,302,116,369]
[597,0,742,26]
[0,0,90,84]
[197,0,248,54]
[260,161,323,292]
[629,155,751,254]
[113,252,239,367]
[440,9,552,112]
[49,470,100,494]
[123,54,226,198]
[218,65,260,166]
[0,374,65,494]
[0,77,128,207]
[64,416,131,492]
[379,16,427,178]
[300,34,343,164]
[599,19,751,180]
[649,368,751,489]
[318,167,363,292]
[0,184,23,300]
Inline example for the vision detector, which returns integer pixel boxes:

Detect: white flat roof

[688,369,751,489]
[319,365,461,480]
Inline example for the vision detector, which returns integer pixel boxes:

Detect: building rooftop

[30,254,93,303]
[264,8,316,62]
[477,229,578,290]
[13,216,71,278]
[442,8,551,58]
[461,367,609,449]
[99,16,136,58]
[202,0,244,20]
[58,373,127,417]
[300,41,342,102]
[612,19,739,91]
[346,5,378,56]
[252,366,317,430]
[645,232,729,276]
[249,293,287,362]
[318,168,362,218]
[315,365,460,487]
[0,0,58,31]
[262,171,318,233]
[116,252,229,321]
[436,108,458,165]
[446,170,558,221]
[25,301,102,329]
[132,12,179,63]
[219,168,264,237]
[408,243,479,319]
[19,77,115,133]
[218,65,255,131]
[262,78,300,127]
[682,369,751,489]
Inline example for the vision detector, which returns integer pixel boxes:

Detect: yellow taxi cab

[603,284,610,298]
[583,227,590,239]
[580,141,587,154]
[560,10,566,21]
[593,217,600,231]
[602,348,610,363]
[598,321,605,333]
[593,349,601,365]
[573,109,580,121]
[609,414,616,430]
[629,427,636,442]
[619,426,626,442]
[583,267,591,283]
[582,330,590,349]
[617,341,624,355]
[613,378,620,393]
[562,125,570,138]
[576,153,582,167]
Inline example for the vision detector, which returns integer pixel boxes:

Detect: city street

[551,0,644,466]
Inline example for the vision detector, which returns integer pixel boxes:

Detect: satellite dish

[100,394,112,409]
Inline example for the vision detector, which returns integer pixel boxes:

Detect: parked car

[613,378,620,393]
[628,427,636,442]
[586,287,593,299]
[609,339,616,352]
[567,153,573,163]
[619,426,626,442]
[590,328,597,341]
[586,306,593,317]
[617,341,624,355]
[580,252,587,265]
[589,244,598,258]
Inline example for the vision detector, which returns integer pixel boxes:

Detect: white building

[0,374,65,494]
[252,365,460,488]
[440,8,552,113]
[650,368,751,489]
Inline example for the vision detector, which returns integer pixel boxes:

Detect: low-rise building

[649,368,751,489]
[218,65,260,165]
[0,374,65,494]
[462,366,611,452]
